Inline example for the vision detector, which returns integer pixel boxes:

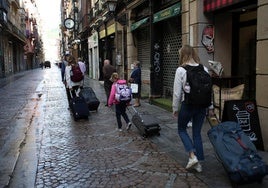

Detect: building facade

[0,0,43,78]
[60,0,268,150]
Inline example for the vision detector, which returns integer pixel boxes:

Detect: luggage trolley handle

[128,105,149,116]
[127,105,142,117]
[127,105,135,114]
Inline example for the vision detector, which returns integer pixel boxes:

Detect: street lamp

[106,0,117,13]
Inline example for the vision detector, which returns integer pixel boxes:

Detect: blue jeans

[177,102,206,161]
[115,102,130,129]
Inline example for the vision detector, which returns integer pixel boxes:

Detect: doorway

[232,10,257,100]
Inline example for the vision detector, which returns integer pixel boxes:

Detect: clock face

[64,18,75,29]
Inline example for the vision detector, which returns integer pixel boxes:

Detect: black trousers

[104,80,112,105]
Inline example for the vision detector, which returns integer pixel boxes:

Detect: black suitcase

[70,91,89,121]
[79,87,100,111]
[130,106,161,137]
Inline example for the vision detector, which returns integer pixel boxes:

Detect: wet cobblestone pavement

[33,67,206,187]
[1,64,268,188]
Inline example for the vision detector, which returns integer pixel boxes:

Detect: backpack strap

[231,132,249,150]
[236,137,249,150]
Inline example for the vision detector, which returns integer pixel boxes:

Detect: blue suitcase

[207,121,268,185]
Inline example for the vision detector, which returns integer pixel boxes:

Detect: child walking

[108,73,132,131]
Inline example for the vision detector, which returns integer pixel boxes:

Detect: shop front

[203,0,268,150]
[204,0,258,100]
[130,1,181,98]
[153,2,181,98]
[98,23,116,80]
[88,31,99,80]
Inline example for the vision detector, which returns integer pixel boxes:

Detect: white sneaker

[127,122,132,130]
[118,128,122,132]
[186,156,198,169]
[194,163,202,172]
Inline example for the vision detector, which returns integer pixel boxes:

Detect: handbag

[130,83,138,94]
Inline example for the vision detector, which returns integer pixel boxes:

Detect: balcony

[7,20,26,42]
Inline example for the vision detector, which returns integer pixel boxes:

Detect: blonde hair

[178,45,200,66]
[110,72,119,82]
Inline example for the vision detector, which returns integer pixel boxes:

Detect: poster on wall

[222,100,264,150]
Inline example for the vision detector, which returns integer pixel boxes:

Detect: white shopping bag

[130,83,138,94]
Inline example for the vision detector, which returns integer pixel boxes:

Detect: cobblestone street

[34,67,208,187]
[5,65,206,187]
[1,65,268,188]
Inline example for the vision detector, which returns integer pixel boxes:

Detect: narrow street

[0,64,268,188]
[0,65,203,187]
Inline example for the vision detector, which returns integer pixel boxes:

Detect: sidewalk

[84,74,268,188]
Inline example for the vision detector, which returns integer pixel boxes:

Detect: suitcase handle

[127,105,141,116]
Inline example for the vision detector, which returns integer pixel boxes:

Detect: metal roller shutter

[162,29,182,98]
[137,27,150,95]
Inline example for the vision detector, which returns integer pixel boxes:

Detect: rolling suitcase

[207,121,268,185]
[69,90,89,121]
[79,87,100,111]
[130,106,161,138]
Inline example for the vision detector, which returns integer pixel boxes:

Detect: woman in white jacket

[65,55,83,101]
[172,45,214,173]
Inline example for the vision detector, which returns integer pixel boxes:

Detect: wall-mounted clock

[64,18,75,29]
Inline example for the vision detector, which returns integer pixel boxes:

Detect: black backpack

[183,64,212,107]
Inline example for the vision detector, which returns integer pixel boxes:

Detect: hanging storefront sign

[131,3,181,31]
[201,25,214,53]
[153,2,181,23]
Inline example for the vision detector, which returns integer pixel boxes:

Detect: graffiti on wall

[153,42,161,74]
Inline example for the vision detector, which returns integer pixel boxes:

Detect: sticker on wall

[201,25,214,53]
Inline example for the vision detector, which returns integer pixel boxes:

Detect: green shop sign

[131,17,149,31]
[153,3,181,23]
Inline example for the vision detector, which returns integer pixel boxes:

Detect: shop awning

[131,17,149,31]
[153,2,181,23]
[203,0,247,13]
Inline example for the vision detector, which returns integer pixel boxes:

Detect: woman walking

[172,45,213,172]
